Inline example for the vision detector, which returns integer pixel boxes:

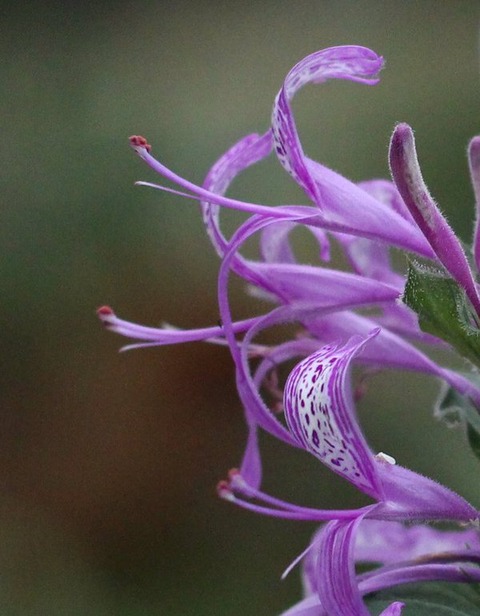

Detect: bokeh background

[2,1,480,614]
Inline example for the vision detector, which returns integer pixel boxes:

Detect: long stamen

[129,136,435,252]
[217,471,374,522]
[129,135,314,222]
[97,305,261,344]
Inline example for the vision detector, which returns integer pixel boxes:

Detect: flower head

[100,45,480,615]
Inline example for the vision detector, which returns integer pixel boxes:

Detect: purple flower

[289,519,480,616]
[99,47,480,407]
[99,45,480,615]
[389,123,480,315]
[219,332,479,614]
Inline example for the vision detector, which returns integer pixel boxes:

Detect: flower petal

[201,131,272,268]
[271,46,433,255]
[355,519,480,565]
[279,595,324,616]
[273,46,383,201]
[375,461,478,522]
[96,305,260,349]
[253,261,401,305]
[260,221,331,264]
[317,517,371,616]
[239,424,262,489]
[389,123,480,316]
[307,160,433,255]
[337,179,408,287]
[283,332,383,498]
[260,220,298,264]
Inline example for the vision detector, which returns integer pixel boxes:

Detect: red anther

[228,468,240,480]
[354,382,367,403]
[216,480,231,496]
[97,305,114,317]
[129,135,152,152]
[272,401,284,414]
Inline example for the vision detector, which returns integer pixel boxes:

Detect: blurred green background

[2,1,480,614]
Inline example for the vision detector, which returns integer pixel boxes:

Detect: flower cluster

[99,46,480,615]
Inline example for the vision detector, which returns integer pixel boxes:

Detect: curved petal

[358,179,415,221]
[317,516,373,616]
[360,562,480,594]
[201,131,272,272]
[307,160,433,255]
[389,123,480,315]
[283,332,383,498]
[279,595,324,616]
[260,220,298,264]
[96,305,260,349]
[273,46,383,201]
[239,424,262,489]
[303,518,480,594]
[271,46,432,255]
[260,221,331,264]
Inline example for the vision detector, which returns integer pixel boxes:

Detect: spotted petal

[283,331,383,498]
[272,46,433,256]
[273,45,383,201]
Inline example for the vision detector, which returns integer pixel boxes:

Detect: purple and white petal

[283,332,383,498]
[273,46,383,201]
[271,47,433,255]
[317,517,373,616]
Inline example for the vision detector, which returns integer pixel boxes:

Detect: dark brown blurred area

[2,1,480,614]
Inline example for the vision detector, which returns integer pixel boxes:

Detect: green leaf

[402,262,480,368]
[435,378,480,463]
[366,582,480,615]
